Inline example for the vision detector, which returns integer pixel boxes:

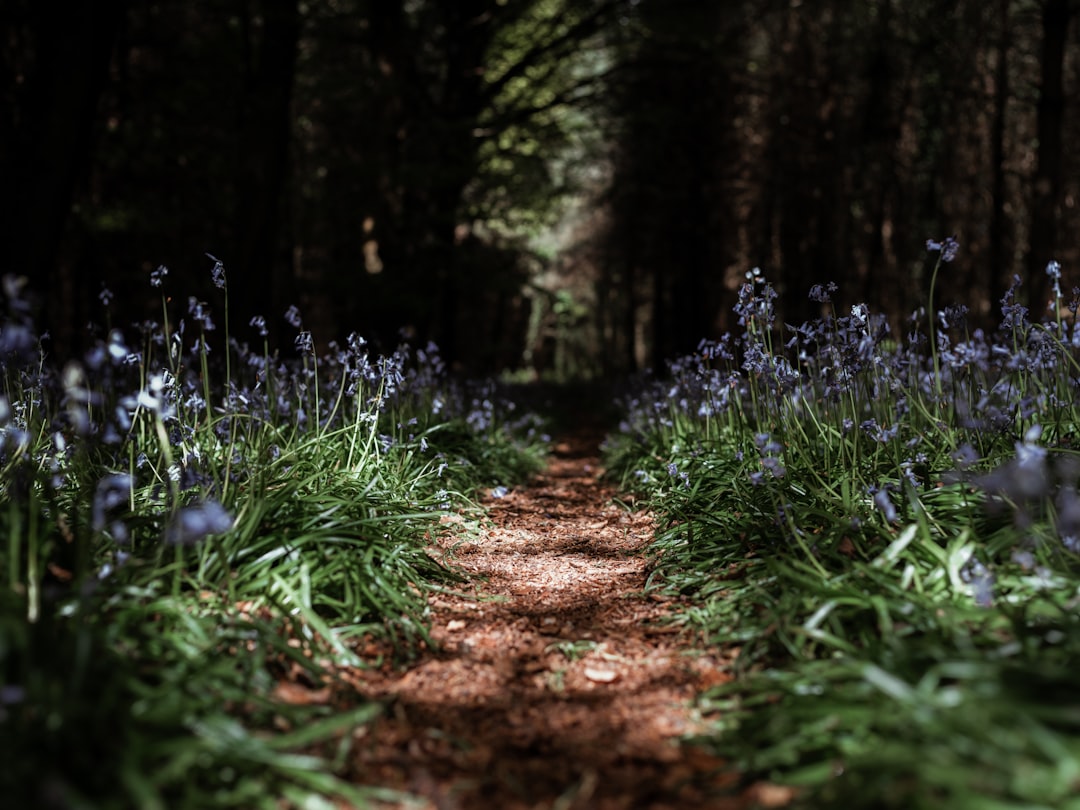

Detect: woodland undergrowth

[605,243,1080,808]
[0,259,548,809]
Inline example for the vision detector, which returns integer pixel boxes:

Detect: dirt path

[343,429,748,809]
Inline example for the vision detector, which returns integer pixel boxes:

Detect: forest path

[342,424,759,810]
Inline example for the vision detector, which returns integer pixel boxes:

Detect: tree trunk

[1027,0,1071,312]
[988,0,1011,303]
[0,0,125,350]
[233,0,301,344]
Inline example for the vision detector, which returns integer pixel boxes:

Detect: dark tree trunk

[367,1,495,365]
[0,0,125,350]
[861,0,900,315]
[233,0,301,343]
[988,0,1011,300]
[1027,0,1071,312]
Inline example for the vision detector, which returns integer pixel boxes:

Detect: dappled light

[4,1,1080,808]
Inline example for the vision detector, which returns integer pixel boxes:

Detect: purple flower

[0,323,37,361]
[999,275,1028,330]
[872,486,898,524]
[150,265,169,288]
[207,253,227,290]
[951,444,979,470]
[761,455,785,479]
[939,304,969,331]
[165,500,233,546]
[188,297,215,331]
[808,282,838,303]
[961,559,995,607]
[1046,260,1063,302]
[926,236,959,263]
[250,315,268,337]
[284,305,303,329]
[92,473,133,532]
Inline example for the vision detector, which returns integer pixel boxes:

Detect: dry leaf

[446,619,467,631]
[272,682,331,705]
[745,782,798,807]
[584,667,618,683]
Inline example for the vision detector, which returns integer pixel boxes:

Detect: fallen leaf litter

[333,429,771,809]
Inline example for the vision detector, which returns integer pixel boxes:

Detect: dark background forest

[2,0,1078,378]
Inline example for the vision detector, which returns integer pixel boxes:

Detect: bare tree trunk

[988,0,1011,300]
[1027,0,1071,312]
[0,0,125,352]
[234,0,301,344]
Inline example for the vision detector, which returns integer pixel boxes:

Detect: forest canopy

[2,0,1077,376]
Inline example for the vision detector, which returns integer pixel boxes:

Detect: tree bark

[988,0,1011,301]
[233,0,301,343]
[1027,0,1071,312]
[0,0,125,349]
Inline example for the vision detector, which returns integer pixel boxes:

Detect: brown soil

[338,428,764,810]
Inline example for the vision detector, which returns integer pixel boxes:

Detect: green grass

[605,263,1080,807]
[0,268,549,808]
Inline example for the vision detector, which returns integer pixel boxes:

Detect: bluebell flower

[150,264,169,288]
[207,253,227,290]
[1046,260,1062,303]
[761,456,785,479]
[284,305,303,329]
[188,297,215,331]
[107,520,130,544]
[973,426,1049,501]
[871,486,898,524]
[808,282,837,303]
[951,444,979,470]
[962,559,995,607]
[926,236,959,262]
[0,323,37,362]
[939,304,969,331]
[999,275,1028,330]
[666,462,690,487]
[850,303,869,330]
[164,500,233,546]
[92,473,133,532]
[0,684,26,706]
[250,315,268,337]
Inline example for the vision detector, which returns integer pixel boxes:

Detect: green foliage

[0,271,548,808]
[605,263,1080,807]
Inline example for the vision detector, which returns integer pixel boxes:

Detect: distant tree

[1027,0,1073,311]
[601,0,747,368]
[0,0,126,352]
[232,0,302,345]
[4,0,1078,374]
[293,0,621,366]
